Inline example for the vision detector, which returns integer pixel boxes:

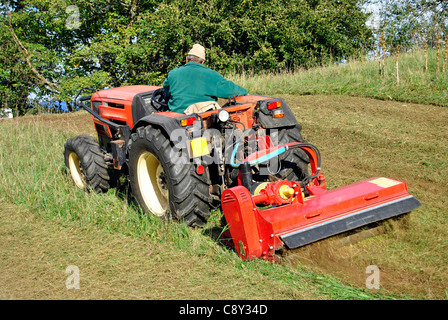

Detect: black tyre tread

[128,125,211,227]
[64,134,110,193]
[273,125,310,182]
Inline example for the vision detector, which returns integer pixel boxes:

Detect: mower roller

[64,85,421,260]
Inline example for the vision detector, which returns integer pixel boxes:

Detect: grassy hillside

[1,93,447,299]
[0,112,391,300]
[229,49,448,107]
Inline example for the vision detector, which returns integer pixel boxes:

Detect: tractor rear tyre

[263,125,310,182]
[64,134,110,193]
[127,125,211,227]
[277,125,310,182]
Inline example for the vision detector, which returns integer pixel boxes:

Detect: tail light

[273,109,284,118]
[267,101,281,110]
[180,117,196,126]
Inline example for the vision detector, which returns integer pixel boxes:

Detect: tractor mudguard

[255,97,298,129]
[131,89,158,124]
[132,113,191,160]
[133,113,182,135]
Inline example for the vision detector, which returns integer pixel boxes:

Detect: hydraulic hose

[230,141,322,185]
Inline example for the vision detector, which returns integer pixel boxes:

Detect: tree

[1,0,374,114]
[368,0,448,52]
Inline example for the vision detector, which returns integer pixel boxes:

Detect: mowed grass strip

[283,94,448,299]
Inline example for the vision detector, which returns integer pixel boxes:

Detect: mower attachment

[221,177,420,260]
[221,141,421,260]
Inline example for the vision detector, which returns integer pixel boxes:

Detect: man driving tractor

[163,43,248,114]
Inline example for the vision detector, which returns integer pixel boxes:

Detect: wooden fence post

[444,37,448,73]
[437,33,441,73]
[380,32,386,77]
[396,45,400,86]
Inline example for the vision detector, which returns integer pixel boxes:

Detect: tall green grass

[0,120,396,300]
[0,121,201,246]
[229,49,448,107]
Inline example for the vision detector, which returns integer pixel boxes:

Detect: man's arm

[212,74,248,99]
[162,77,170,97]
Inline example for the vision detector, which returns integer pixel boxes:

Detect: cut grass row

[284,95,448,299]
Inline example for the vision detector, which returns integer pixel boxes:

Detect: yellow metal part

[279,185,295,199]
[254,182,269,195]
[368,177,401,188]
[190,137,210,158]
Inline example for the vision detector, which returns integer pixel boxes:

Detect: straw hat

[187,44,205,60]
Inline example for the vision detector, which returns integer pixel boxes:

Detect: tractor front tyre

[64,134,110,193]
[127,125,211,227]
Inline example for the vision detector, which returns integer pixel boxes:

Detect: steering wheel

[151,88,169,111]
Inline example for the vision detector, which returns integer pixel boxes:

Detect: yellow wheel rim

[68,152,86,189]
[137,151,168,217]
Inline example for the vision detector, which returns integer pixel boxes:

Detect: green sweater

[163,62,248,113]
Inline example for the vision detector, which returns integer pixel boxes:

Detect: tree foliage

[367,0,448,51]
[1,0,373,114]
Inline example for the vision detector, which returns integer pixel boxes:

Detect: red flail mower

[222,141,420,260]
[65,85,421,260]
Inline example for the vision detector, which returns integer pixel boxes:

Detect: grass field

[0,93,446,300]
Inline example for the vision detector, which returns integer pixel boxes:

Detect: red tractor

[64,85,420,260]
